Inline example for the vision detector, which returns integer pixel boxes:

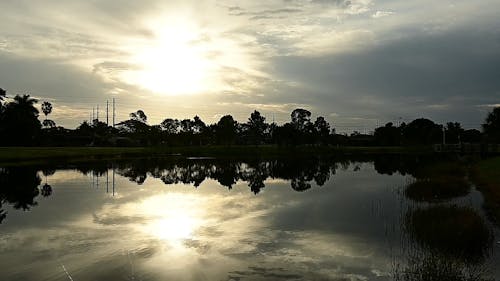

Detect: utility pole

[97,105,99,122]
[112,166,115,196]
[442,125,446,145]
[106,169,109,193]
[113,98,116,128]
[106,100,109,126]
[92,107,95,121]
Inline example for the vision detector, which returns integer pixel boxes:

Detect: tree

[247,110,268,145]
[180,119,193,133]
[192,116,206,134]
[482,107,500,141]
[0,88,5,110]
[462,129,481,143]
[216,115,237,145]
[313,116,330,144]
[402,118,441,145]
[374,122,401,146]
[41,101,52,119]
[130,110,147,123]
[273,123,298,146]
[41,101,56,128]
[445,122,463,144]
[160,118,179,134]
[42,119,56,128]
[116,110,151,145]
[291,108,312,132]
[0,94,41,146]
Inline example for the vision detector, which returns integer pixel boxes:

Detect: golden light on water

[140,193,204,244]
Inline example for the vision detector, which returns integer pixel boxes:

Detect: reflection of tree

[404,205,493,263]
[394,204,495,281]
[393,248,492,281]
[111,157,341,193]
[0,206,6,224]
[118,166,147,185]
[213,162,239,189]
[72,154,453,195]
[0,167,44,223]
[40,183,52,197]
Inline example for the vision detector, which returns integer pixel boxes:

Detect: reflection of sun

[140,193,204,244]
[124,19,217,96]
[153,215,197,241]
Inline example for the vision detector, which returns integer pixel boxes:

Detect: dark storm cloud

[0,53,156,127]
[270,24,500,127]
[0,53,111,102]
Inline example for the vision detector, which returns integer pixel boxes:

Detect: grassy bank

[0,145,432,165]
[472,157,500,224]
[0,147,153,165]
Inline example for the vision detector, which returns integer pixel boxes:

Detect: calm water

[0,156,499,281]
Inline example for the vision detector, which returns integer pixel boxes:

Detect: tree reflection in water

[111,157,342,193]
[0,154,476,224]
[0,167,42,223]
[394,204,495,281]
[0,155,498,279]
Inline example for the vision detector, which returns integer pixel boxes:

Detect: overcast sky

[1,0,499,131]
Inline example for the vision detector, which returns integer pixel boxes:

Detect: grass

[0,147,152,165]
[405,177,471,202]
[405,161,471,202]
[412,161,467,179]
[0,145,432,166]
[472,156,500,225]
[393,252,493,281]
[404,205,493,263]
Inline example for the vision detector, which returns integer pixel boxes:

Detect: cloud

[0,0,499,130]
[270,22,500,128]
[372,10,394,18]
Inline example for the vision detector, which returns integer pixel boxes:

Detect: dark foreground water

[0,156,499,281]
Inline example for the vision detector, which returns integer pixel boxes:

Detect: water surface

[1,156,499,280]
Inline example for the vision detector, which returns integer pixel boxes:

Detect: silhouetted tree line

[0,154,463,224]
[1,87,499,146]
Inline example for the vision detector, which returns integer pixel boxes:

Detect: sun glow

[140,193,204,244]
[125,20,218,96]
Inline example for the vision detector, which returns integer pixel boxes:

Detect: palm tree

[41,101,56,128]
[0,88,5,102]
[1,94,41,145]
[11,95,39,116]
[41,101,52,120]
[0,88,6,112]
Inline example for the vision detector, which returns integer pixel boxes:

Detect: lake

[1,155,499,280]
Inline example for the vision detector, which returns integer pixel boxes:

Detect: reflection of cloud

[0,160,492,280]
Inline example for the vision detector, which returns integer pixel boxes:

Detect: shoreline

[472,156,500,225]
[0,145,432,165]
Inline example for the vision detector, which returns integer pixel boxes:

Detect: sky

[0,0,499,132]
